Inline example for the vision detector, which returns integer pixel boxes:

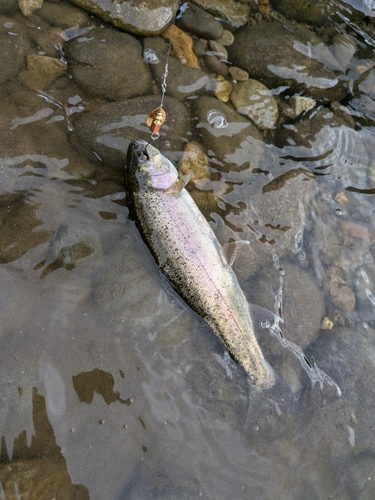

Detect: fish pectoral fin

[222,240,250,266]
[167,172,192,197]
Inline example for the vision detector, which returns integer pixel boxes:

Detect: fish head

[126,140,178,191]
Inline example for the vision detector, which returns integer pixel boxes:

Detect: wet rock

[216,29,234,47]
[245,261,325,349]
[208,40,228,62]
[288,95,316,118]
[204,55,228,77]
[71,95,189,169]
[230,79,278,130]
[275,108,350,149]
[65,29,152,100]
[0,193,52,264]
[303,327,375,457]
[179,142,210,182]
[228,66,249,82]
[228,20,349,103]
[18,54,67,90]
[328,282,356,312]
[38,0,90,28]
[0,24,29,84]
[19,0,43,16]
[0,0,18,14]
[190,95,264,173]
[349,67,375,125]
[176,2,224,40]
[225,169,315,279]
[161,24,200,69]
[144,37,210,101]
[190,0,250,27]
[28,27,64,58]
[213,76,233,102]
[193,39,207,57]
[68,0,179,36]
[37,223,102,278]
[269,0,366,26]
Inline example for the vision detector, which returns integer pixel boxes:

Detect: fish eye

[136,147,150,163]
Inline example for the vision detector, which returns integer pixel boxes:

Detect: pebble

[18,54,67,91]
[328,282,356,312]
[335,192,348,205]
[213,76,233,102]
[178,142,210,181]
[161,24,200,69]
[289,95,316,118]
[230,78,278,130]
[176,2,224,40]
[216,29,234,47]
[19,0,43,16]
[193,39,207,57]
[321,316,334,330]
[228,66,249,82]
[0,24,29,85]
[208,40,228,61]
[205,54,228,77]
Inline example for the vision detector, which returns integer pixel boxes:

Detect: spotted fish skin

[126,140,274,390]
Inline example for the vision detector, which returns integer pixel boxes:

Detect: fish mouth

[131,140,150,163]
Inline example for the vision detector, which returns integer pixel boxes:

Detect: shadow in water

[0,387,89,500]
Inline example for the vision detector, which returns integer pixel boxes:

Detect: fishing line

[146,16,176,147]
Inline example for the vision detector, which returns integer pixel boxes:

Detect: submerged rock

[176,1,224,40]
[190,0,250,27]
[38,0,90,28]
[70,95,189,168]
[0,24,29,84]
[19,0,43,16]
[228,20,349,102]
[245,261,325,349]
[269,0,366,26]
[18,54,67,91]
[190,95,264,173]
[144,37,210,101]
[65,28,152,100]
[68,0,179,36]
[230,79,278,130]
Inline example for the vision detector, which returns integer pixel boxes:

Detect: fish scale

[126,140,274,390]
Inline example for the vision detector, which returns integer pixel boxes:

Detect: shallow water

[1,1,375,499]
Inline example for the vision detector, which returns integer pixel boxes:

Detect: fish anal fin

[222,240,250,266]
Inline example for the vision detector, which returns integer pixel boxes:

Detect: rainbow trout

[126,140,275,390]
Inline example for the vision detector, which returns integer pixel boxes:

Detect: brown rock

[161,24,200,69]
[228,66,249,82]
[341,221,369,240]
[18,54,67,90]
[19,0,43,16]
[329,282,356,312]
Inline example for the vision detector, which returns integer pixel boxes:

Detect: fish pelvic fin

[166,172,193,197]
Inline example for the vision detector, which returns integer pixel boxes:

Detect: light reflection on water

[1,1,375,499]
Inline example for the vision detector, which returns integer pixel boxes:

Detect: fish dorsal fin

[168,171,192,197]
[222,240,250,266]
